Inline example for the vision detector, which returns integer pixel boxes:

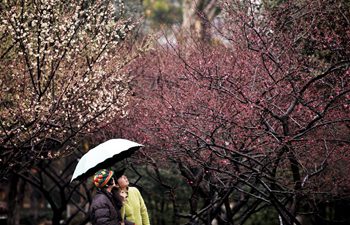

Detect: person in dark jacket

[89,169,135,225]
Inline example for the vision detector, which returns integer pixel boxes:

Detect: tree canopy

[1,0,350,225]
[0,0,138,179]
[118,0,350,224]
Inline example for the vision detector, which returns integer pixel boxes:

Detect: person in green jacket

[114,169,150,225]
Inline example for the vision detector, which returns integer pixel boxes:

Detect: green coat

[122,187,150,225]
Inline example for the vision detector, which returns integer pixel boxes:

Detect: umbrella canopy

[71,138,143,182]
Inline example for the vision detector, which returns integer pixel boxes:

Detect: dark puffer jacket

[89,189,135,225]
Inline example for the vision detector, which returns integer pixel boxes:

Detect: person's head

[113,168,129,189]
[119,188,128,200]
[109,186,127,210]
[111,186,128,204]
[93,169,116,191]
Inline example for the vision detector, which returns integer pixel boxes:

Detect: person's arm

[124,202,137,224]
[90,202,115,225]
[137,189,150,225]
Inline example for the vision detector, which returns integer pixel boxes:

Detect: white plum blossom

[0,0,139,175]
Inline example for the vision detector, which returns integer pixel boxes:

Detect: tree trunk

[7,175,24,225]
[182,0,218,41]
[52,210,63,225]
[182,0,196,31]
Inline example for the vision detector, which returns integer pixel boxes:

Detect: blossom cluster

[0,0,135,174]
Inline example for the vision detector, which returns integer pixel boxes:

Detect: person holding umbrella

[114,169,150,225]
[70,139,146,224]
[89,169,135,225]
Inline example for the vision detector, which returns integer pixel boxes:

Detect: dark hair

[113,169,126,180]
[111,187,123,208]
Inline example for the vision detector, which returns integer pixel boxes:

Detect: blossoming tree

[0,0,138,179]
[118,0,350,224]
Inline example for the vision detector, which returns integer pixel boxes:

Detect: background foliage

[1,0,350,225]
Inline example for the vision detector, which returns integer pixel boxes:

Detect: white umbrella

[71,138,143,182]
